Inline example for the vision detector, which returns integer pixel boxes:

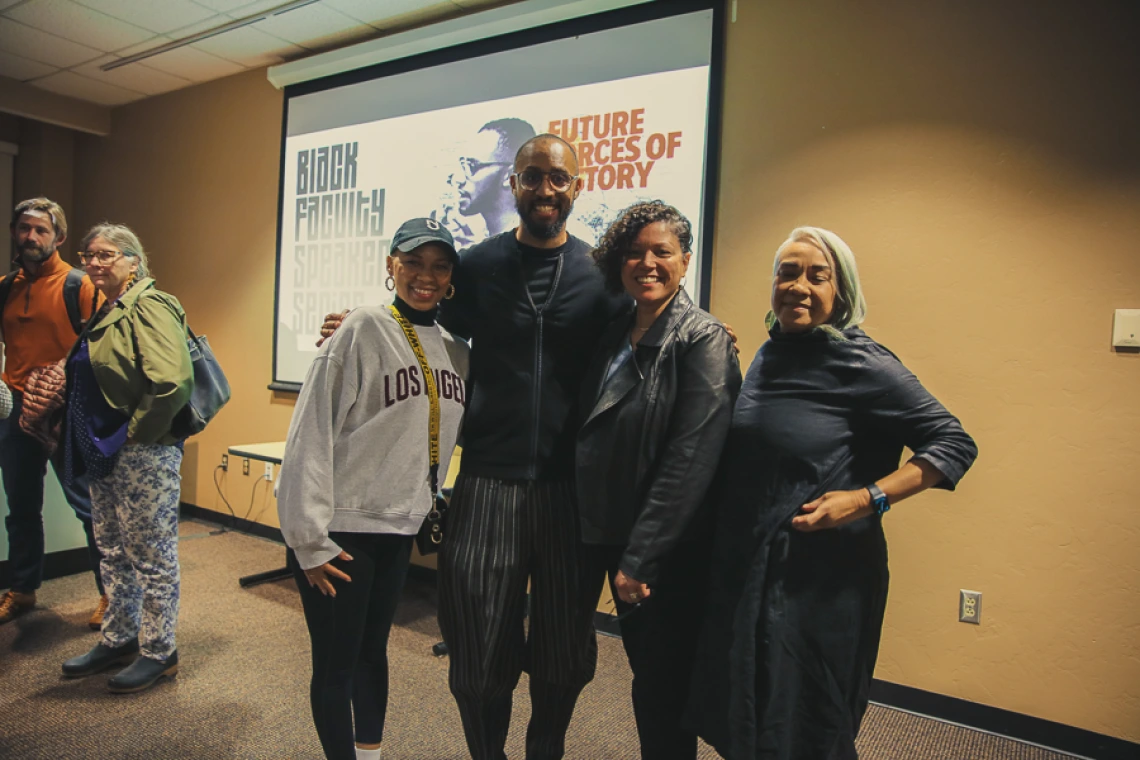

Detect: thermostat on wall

[1113,309,1140,349]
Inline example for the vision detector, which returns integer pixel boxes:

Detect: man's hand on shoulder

[722,322,740,355]
[316,310,350,348]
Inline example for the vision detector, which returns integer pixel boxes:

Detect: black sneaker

[107,650,179,693]
[62,640,140,678]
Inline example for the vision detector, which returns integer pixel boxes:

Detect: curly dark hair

[591,201,693,294]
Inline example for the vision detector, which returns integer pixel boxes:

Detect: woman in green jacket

[60,223,192,694]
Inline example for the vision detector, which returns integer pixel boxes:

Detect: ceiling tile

[0,49,58,80]
[190,23,304,67]
[74,54,195,96]
[114,34,174,59]
[137,43,245,82]
[31,69,145,106]
[73,0,220,35]
[0,18,103,68]
[324,0,452,26]
[110,15,224,60]
[370,1,459,31]
[6,0,155,53]
[0,50,56,82]
[452,0,520,9]
[164,14,234,39]
[296,23,377,51]
[250,3,363,46]
[192,0,284,14]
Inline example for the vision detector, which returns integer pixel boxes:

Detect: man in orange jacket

[0,197,106,628]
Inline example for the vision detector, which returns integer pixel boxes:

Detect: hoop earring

[385,275,395,292]
[445,284,456,300]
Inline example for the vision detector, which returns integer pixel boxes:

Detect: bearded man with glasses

[0,198,108,629]
[437,133,632,760]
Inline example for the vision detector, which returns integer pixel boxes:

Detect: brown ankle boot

[0,590,36,624]
[89,594,109,630]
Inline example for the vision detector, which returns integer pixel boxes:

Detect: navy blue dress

[688,326,977,760]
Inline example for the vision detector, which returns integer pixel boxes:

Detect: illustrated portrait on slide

[274,12,715,387]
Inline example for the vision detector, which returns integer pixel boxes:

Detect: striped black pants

[438,473,599,760]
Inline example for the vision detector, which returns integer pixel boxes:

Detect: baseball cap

[391,217,458,262]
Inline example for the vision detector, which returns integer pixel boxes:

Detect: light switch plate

[1113,309,1140,348]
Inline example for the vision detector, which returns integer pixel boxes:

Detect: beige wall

[61,0,1139,742]
[73,70,291,531]
[15,120,75,232]
[714,0,1140,742]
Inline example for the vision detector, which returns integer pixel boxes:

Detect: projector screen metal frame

[270,0,725,392]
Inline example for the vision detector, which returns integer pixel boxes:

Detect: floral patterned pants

[90,443,182,661]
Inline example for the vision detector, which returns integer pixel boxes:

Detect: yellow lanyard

[389,305,440,493]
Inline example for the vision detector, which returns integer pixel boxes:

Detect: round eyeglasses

[513,168,579,192]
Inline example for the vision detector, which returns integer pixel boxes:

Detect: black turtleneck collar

[393,296,437,326]
[517,236,574,259]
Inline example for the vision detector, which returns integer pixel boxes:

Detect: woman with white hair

[687,227,978,759]
[59,223,192,694]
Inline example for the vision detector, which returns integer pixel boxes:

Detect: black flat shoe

[62,640,140,678]
[107,650,178,693]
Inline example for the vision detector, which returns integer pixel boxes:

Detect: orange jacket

[1,253,100,392]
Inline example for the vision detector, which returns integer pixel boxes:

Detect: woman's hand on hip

[792,489,873,532]
[614,570,651,604]
[303,551,353,596]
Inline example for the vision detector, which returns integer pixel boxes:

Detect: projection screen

[273,3,721,388]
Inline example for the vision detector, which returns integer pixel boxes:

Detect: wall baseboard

[594,610,621,638]
[867,680,1136,760]
[0,546,93,591]
[179,503,1138,759]
[180,502,283,543]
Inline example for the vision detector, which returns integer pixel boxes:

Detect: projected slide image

[277,66,710,385]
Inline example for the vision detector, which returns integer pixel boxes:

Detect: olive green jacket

[69,278,193,445]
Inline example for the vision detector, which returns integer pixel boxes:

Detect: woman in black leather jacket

[576,201,741,760]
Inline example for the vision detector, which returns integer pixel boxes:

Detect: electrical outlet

[242,458,250,476]
[220,453,228,471]
[959,589,982,624]
[264,462,274,482]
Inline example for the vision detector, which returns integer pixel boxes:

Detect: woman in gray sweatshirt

[277,218,470,760]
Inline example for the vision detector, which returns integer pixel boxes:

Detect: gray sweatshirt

[277,304,469,570]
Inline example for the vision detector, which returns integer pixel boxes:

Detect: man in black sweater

[437,135,627,760]
[320,135,627,759]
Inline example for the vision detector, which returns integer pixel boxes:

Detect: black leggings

[288,532,414,760]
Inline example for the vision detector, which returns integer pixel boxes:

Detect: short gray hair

[769,226,867,336]
[81,223,150,279]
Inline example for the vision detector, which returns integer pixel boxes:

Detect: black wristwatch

[866,483,891,516]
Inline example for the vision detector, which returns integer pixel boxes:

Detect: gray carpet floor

[0,519,1077,759]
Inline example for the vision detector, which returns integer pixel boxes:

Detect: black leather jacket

[575,290,741,584]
